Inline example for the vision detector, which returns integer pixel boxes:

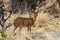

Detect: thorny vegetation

[0,0,60,30]
[0,0,46,33]
[0,0,60,40]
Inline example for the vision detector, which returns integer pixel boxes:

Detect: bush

[1,32,7,38]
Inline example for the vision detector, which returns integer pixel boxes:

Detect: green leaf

[25,37,30,40]
[1,32,7,38]
[13,32,17,36]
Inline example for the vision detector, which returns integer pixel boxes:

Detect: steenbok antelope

[13,12,38,33]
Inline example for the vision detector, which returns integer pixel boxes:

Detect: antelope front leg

[13,27,17,32]
[28,26,31,33]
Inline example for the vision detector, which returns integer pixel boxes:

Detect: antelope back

[14,17,34,27]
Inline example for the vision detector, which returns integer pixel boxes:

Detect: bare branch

[4,13,11,21]
[5,23,12,30]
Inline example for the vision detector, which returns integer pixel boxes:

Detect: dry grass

[2,10,60,40]
[35,11,49,27]
[1,0,60,40]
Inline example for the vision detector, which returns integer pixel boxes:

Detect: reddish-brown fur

[13,12,37,33]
